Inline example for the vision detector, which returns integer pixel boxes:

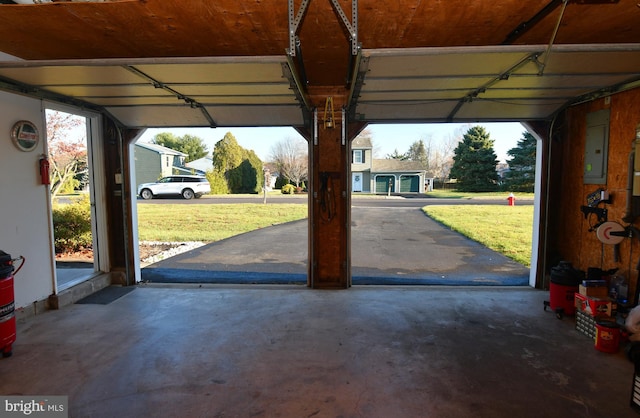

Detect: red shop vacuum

[0,250,24,358]
[544,261,584,319]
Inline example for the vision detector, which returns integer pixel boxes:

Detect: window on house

[353,150,363,164]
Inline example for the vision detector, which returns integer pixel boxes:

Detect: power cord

[319,172,335,222]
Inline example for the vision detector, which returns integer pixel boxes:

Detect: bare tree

[428,127,466,187]
[270,136,308,187]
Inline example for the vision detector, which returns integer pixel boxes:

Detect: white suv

[137,175,210,200]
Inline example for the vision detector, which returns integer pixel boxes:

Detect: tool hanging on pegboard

[596,221,626,262]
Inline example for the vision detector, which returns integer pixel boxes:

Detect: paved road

[142,204,531,286]
[137,195,534,208]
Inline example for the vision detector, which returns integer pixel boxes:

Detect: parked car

[137,175,210,200]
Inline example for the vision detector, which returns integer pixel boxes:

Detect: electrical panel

[583,109,610,184]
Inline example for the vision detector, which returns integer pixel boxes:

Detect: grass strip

[137,203,308,242]
[426,190,535,200]
[422,205,533,267]
[138,201,533,267]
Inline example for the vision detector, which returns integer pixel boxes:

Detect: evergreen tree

[211,132,243,194]
[210,131,263,194]
[178,134,209,162]
[406,139,429,169]
[387,148,408,160]
[504,132,536,192]
[228,149,264,193]
[243,149,264,193]
[206,170,229,194]
[449,126,499,192]
[153,132,208,163]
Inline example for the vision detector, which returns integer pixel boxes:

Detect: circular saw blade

[596,221,625,245]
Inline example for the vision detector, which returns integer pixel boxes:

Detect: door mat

[76,286,136,305]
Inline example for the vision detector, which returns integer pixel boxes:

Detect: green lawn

[136,199,534,267]
[426,190,535,200]
[422,205,534,266]
[136,203,308,242]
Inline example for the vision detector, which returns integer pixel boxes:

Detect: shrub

[206,170,229,194]
[281,184,296,194]
[274,176,289,189]
[59,177,79,194]
[52,196,92,253]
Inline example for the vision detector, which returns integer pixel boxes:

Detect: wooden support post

[308,91,351,289]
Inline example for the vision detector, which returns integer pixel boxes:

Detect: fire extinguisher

[39,155,50,185]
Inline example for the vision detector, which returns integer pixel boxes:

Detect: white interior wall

[0,91,55,309]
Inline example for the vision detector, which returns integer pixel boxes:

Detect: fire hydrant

[507,193,516,206]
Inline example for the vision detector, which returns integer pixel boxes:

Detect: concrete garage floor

[1,285,637,418]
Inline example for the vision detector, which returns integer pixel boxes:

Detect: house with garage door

[351,136,429,194]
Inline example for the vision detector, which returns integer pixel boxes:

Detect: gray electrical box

[583,109,610,185]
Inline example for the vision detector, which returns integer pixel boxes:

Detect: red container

[549,281,578,316]
[547,261,583,317]
[595,320,620,353]
[0,274,15,357]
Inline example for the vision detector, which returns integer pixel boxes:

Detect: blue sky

[136,122,527,164]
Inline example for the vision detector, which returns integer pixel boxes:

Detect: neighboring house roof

[185,156,213,173]
[263,162,281,177]
[371,159,426,173]
[263,162,278,172]
[174,166,198,174]
[135,142,187,156]
[352,136,372,149]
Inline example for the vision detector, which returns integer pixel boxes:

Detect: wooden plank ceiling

[0,0,638,127]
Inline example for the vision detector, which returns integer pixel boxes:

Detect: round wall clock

[11,120,40,152]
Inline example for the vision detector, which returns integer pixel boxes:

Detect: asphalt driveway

[141,206,530,286]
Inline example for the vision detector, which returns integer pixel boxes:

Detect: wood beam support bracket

[288,0,358,56]
[287,0,311,57]
[328,0,359,56]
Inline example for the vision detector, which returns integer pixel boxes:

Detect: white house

[351,137,429,193]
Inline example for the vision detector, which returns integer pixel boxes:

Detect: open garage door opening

[131,122,538,287]
[349,123,537,287]
[132,127,310,285]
